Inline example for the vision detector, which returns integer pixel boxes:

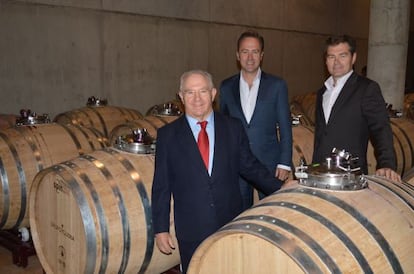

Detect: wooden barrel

[253,124,314,203]
[0,123,108,229]
[291,124,314,174]
[402,166,414,184]
[403,93,414,120]
[290,102,314,127]
[146,100,184,117]
[0,114,17,129]
[54,105,143,137]
[290,92,317,125]
[29,147,180,274]
[109,115,179,145]
[367,117,414,176]
[188,176,414,273]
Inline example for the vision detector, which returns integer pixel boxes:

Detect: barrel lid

[113,127,155,154]
[86,96,108,107]
[291,114,301,126]
[16,109,50,126]
[146,101,183,116]
[295,148,367,190]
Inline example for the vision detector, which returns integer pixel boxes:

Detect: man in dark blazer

[220,30,292,209]
[312,34,401,182]
[151,70,284,273]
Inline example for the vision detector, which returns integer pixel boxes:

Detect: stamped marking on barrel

[50,222,75,241]
[53,177,69,195]
[58,245,66,270]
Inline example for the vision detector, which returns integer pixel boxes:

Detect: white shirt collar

[240,67,262,84]
[324,70,353,90]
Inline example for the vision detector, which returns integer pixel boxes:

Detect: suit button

[210,203,214,207]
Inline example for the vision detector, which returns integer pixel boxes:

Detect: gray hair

[179,70,214,91]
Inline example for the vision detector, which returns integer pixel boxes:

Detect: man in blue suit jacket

[151,70,284,273]
[220,30,292,209]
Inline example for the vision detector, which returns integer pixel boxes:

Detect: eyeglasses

[182,89,211,97]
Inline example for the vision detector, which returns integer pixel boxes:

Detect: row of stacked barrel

[0,96,185,273]
[290,92,414,177]
[1,93,411,273]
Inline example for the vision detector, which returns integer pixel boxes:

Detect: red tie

[197,121,209,169]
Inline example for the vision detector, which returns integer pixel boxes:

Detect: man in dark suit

[220,30,292,209]
[312,34,401,182]
[151,70,284,273]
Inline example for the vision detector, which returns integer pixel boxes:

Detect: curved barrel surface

[188,176,414,274]
[0,123,107,229]
[29,147,180,274]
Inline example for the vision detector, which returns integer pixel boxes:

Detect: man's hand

[275,168,290,182]
[155,232,175,255]
[280,179,297,189]
[375,168,402,183]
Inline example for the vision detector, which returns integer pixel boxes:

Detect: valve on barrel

[291,114,301,126]
[386,103,403,118]
[18,227,31,242]
[146,101,183,116]
[295,148,367,190]
[114,127,155,154]
[86,96,108,107]
[16,109,50,126]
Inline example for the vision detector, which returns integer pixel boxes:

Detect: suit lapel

[231,74,248,124]
[249,72,268,124]
[327,72,358,124]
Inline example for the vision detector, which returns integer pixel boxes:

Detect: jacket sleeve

[236,120,283,194]
[151,127,172,234]
[275,79,293,167]
[362,81,397,170]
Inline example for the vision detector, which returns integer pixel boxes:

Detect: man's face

[237,37,263,74]
[325,42,356,80]
[179,74,216,121]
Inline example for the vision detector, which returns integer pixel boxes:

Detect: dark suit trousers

[239,176,283,208]
[178,239,202,274]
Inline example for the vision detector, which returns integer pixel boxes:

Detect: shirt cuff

[277,164,291,171]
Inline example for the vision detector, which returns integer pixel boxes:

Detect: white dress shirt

[240,68,261,123]
[323,70,353,124]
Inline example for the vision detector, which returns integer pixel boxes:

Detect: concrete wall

[0,0,372,118]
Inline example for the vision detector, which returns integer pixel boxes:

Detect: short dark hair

[325,35,356,55]
[237,30,264,51]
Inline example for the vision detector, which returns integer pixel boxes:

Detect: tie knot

[198,121,208,129]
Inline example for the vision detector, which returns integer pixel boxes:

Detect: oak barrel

[0,114,17,129]
[290,102,314,127]
[54,105,143,137]
[109,115,179,145]
[0,123,108,229]
[404,93,414,120]
[403,167,414,185]
[29,147,180,274]
[291,92,317,125]
[291,124,314,172]
[188,176,414,273]
[367,117,414,176]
